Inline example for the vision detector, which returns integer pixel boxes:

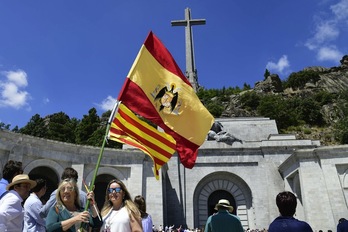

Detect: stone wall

[1,116,348,231]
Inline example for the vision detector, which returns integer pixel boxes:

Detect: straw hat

[214,199,234,212]
[6,174,36,190]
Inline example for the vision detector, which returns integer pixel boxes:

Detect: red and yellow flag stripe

[108,103,176,179]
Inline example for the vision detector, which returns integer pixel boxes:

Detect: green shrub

[206,102,224,117]
[303,128,311,134]
[283,70,320,89]
[240,92,261,110]
[314,91,335,105]
[257,95,299,130]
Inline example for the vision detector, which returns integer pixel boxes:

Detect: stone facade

[0,117,347,231]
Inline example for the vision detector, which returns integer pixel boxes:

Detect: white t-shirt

[101,207,131,232]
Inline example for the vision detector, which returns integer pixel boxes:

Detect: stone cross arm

[171,19,206,26]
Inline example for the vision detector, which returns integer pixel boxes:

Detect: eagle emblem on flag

[154,84,178,112]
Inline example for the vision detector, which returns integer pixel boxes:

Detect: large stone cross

[171,8,206,92]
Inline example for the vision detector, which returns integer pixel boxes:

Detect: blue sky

[1,0,347,129]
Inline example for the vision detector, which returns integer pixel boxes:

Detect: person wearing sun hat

[0,174,36,231]
[204,199,244,232]
[214,199,235,214]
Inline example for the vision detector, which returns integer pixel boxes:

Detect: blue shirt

[0,178,9,199]
[142,214,153,232]
[204,210,244,232]
[268,216,313,232]
[338,219,348,232]
[23,193,46,232]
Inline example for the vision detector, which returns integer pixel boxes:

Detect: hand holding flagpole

[82,179,101,221]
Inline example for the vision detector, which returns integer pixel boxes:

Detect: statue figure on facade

[208,121,243,145]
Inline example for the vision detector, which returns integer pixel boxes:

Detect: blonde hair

[55,178,81,209]
[101,179,141,221]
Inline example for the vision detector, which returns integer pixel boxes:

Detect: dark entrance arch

[193,171,252,229]
[94,174,116,210]
[207,190,236,216]
[29,166,59,202]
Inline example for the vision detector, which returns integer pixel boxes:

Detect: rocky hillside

[220,55,348,145]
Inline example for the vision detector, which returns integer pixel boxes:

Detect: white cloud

[330,0,348,20]
[0,69,30,109]
[315,21,339,43]
[6,70,28,87]
[266,55,290,74]
[97,95,116,111]
[305,20,339,50]
[317,46,343,61]
[305,0,347,62]
[43,97,50,104]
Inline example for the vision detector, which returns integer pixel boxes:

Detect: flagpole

[83,100,121,211]
[83,124,110,211]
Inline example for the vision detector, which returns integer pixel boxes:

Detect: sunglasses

[108,187,122,193]
[60,186,74,193]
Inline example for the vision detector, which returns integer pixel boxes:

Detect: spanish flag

[111,31,214,175]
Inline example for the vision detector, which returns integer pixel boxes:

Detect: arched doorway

[29,166,59,203]
[208,190,236,216]
[193,171,252,229]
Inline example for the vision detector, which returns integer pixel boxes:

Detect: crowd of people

[0,160,347,232]
[151,225,202,232]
